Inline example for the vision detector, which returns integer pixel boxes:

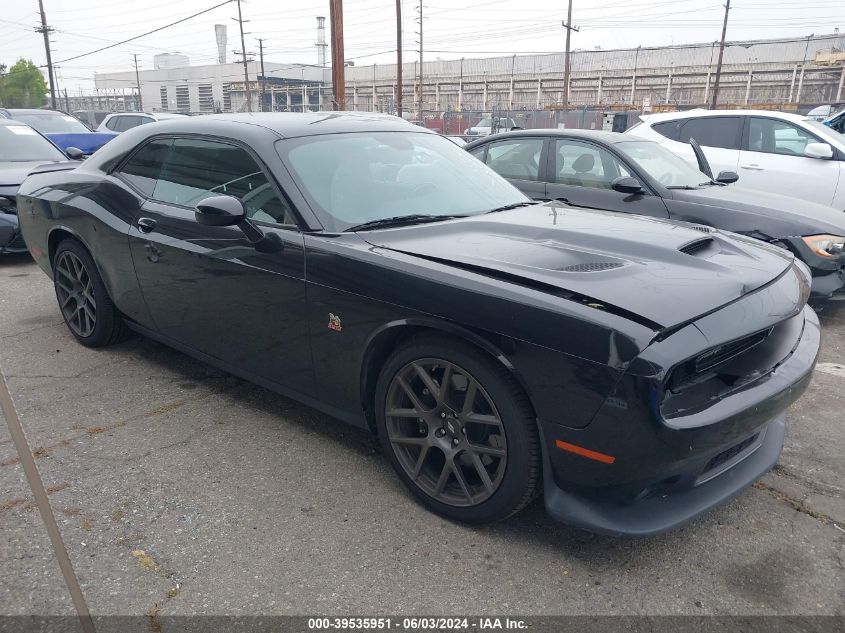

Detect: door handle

[740,164,764,171]
[137,217,157,233]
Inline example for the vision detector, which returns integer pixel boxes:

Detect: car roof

[0,118,36,127]
[468,128,650,145]
[642,109,814,124]
[136,111,424,138]
[3,109,68,116]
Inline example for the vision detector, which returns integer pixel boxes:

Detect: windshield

[615,140,712,188]
[279,131,528,231]
[0,125,66,162]
[804,119,844,142]
[476,118,492,127]
[12,112,91,134]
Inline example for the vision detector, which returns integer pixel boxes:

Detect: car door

[737,116,841,207]
[545,138,669,218]
[119,136,315,396]
[481,136,547,199]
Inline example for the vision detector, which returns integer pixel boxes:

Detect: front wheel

[375,335,540,523]
[53,239,127,347]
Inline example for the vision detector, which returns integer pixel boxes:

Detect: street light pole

[257,38,266,112]
[396,0,402,117]
[36,0,57,109]
[236,0,251,111]
[710,0,731,109]
[561,0,578,119]
[133,54,143,111]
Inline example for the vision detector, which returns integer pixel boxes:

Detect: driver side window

[554,139,629,189]
[151,138,297,225]
[747,118,818,156]
[484,138,544,181]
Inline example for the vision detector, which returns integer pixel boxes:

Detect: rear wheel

[375,335,540,523]
[53,239,126,347]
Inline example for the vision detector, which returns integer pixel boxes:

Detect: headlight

[801,234,845,257]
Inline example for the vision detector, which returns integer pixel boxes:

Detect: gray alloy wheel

[54,250,97,338]
[385,358,508,507]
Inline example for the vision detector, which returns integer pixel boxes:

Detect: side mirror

[195,195,245,226]
[611,176,644,194]
[65,147,84,160]
[195,194,283,253]
[715,170,739,184]
[805,142,833,160]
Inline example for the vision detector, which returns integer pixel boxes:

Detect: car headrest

[572,153,595,173]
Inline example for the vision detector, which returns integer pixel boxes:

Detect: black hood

[669,184,845,237]
[363,203,798,330]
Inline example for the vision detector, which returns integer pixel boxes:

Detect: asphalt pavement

[1,253,843,625]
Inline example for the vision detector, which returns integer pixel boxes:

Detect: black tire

[52,239,127,347]
[375,334,540,523]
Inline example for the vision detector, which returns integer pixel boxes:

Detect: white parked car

[463,117,522,138]
[628,109,845,210]
[97,111,187,133]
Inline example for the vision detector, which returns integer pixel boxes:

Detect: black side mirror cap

[715,170,739,184]
[195,195,246,226]
[611,176,644,194]
[195,194,283,253]
[65,147,84,160]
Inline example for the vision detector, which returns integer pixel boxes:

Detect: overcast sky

[1,0,841,92]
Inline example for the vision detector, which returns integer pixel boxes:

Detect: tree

[0,59,48,108]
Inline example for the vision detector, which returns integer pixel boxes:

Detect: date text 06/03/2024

[306,617,528,630]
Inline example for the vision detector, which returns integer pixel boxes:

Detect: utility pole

[396,0,402,117]
[235,0,251,111]
[36,0,57,109]
[133,54,143,111]
[710,0,731,110]
[417,0,423,121]
[330,0,345,110]
[561,0,579,121]
[257,38,266,112]
[63,88,70,113]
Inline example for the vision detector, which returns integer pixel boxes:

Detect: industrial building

[83,30,845,118]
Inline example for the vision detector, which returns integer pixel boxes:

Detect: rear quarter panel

[16,170,154,328]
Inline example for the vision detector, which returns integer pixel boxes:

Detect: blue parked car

[0,109,116,155]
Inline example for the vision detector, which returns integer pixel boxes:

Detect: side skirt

[124,321,370,431]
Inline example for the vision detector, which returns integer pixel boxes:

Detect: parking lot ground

[1,254,844,620]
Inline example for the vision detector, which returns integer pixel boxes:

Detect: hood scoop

[558,262,624,273]
[678,237,715,257]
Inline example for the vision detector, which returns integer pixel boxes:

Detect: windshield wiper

[485,201,537,214]
[345,214,468,232]
[666,185,701,190]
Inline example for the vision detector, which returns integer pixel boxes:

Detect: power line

[52,0,235,65]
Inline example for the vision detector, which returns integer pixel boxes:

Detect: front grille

[559,262,624,273]
[694,328,772,375]
[679,237,714,256]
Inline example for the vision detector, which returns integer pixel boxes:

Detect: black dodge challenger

[16,113,819,536]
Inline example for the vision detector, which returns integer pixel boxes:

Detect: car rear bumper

[542,414,785,536]
[0,214,26,255]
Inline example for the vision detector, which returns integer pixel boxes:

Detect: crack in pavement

[772,464,844,498]
[0,320,65,341]
[754,481,845,529]
[0,391,217,468]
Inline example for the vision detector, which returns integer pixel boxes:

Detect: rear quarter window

[651,120,682,141]
[678,117,742,150]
